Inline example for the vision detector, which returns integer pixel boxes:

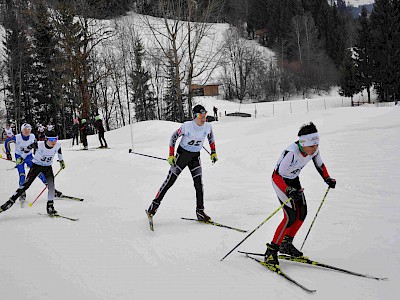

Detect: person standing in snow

[147,104,218,222]
[213,106,218,121]
[0,131,65,215]
[72,118,80,146]
[264,122,336,266]
[80,118,88,150]
[94,115,108,148]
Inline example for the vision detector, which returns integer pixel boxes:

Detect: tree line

[0,0,226,137]
[339,0,400,103]
[1,0,398,138]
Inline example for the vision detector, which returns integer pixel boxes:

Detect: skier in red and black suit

[147,105,218,222]
[264,122,336,267]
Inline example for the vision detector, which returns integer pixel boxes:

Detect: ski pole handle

[220,197,292,261]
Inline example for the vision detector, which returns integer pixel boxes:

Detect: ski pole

[300,187,330,251]
[128,149,167,161]
[202,146,211,155]
[220,197,292,261]
[28,168,63,207]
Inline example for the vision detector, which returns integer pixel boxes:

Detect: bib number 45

[188,140,201,146]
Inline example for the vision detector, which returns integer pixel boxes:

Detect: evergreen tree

[370,0,399,101]
[130,37,155,121]
[30,1,60,129]
[339,49,361,102]
[164,58,180,122]
[354,6,373,103]
[2,1,34,130]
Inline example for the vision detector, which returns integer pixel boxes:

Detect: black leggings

[154,146,204,209]
[11,164,55,202]
[98,131,107,147]
[72,133,79,145]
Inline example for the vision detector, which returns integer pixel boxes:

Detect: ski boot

[279,236,303,257]
[19,192,26,207]
[147,201,160,217]
[46,201,58,216]
[1,198,16,212]
[196,208,211,222]
[264,243,280,267]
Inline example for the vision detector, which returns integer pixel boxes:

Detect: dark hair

[193,104,207,114]
[298,122,318,136]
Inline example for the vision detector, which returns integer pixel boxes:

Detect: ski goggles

[46,137,58,142]
[195,111,207,118]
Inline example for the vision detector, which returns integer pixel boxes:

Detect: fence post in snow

[324,99,326,110]
[255,104,257,118]
[307,100,309,112]
[290,102,292,114]
[273,103,274,116]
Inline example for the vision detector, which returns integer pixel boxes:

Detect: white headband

[299,132,319,147]
[21,123,32,131]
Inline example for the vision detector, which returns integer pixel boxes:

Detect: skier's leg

[148,150,190,215]
[188,155,204,209]
[1,165,41,212]
[15,154,27,187]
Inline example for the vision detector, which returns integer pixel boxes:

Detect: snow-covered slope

[0,102,399,299]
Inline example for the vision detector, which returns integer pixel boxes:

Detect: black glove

[6,153,12,160]
[27,141,38,150]
[285,186,304,201]
[325,177,336,189]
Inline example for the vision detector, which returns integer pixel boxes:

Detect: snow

[346,0,375,7]
[1,99,399,299]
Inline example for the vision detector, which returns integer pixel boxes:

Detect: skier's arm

[207,129,216,153]
[312,151,330,180]
[57,147,64,162]
[169,126,184,156]
[272,151,294,193]
[4,136,16,153]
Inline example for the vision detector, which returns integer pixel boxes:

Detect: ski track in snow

[1,102,399,299]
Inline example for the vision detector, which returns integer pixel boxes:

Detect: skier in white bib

[2,123,15,139]
[147,105,218,222]
[264,122,336,267]
[0,131,66,215]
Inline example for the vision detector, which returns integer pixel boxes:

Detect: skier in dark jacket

[94,115,108,148]
[80,119,88,150]
[72,118,80,146]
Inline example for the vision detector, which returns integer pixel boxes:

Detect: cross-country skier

[94,115,108,148]
[3,123,15,139]
[4,124,63,205]
[264,122,336,266]
[147,104,218,222]
[0,131,66,215]
[37,124,46,141]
